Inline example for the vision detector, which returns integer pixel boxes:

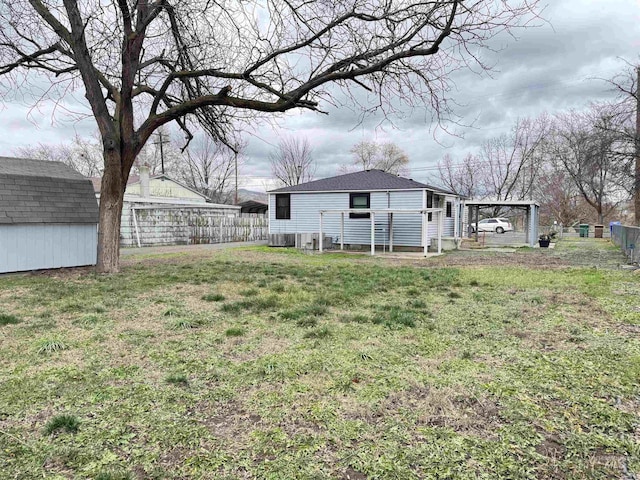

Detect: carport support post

[370,212,375,256]
[389,213,394,253]
[525,207,530,246]
[340,212,344,250]
[475,205,479,242]
[319,212,323,253]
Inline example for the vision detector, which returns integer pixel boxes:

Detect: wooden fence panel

[122,207,268,247]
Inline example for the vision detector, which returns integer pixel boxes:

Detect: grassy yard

[1,239,639,479]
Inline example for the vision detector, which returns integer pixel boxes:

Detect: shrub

[44,414,80,435]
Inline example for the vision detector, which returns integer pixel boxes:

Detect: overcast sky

[1,0,638,192]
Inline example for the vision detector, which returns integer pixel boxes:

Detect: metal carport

[464,200,539,248]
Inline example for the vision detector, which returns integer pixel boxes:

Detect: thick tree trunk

[96,151,125,273]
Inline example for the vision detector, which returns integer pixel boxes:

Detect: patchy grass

[0,312,21,326]
[0,239,639,479]
[44,414,80,435]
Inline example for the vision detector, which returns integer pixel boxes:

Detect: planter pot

[539,239,550,248]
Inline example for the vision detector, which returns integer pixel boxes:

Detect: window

[446,201,452,218]
[275,194,290,219]
[427,192,433,221]
[349,193,370,218]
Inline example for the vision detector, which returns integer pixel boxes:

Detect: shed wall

[0,224,97,273]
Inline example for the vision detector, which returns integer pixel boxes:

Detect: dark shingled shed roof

[269,169,456,195]
[0,157,99,225]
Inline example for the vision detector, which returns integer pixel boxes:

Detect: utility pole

[635,66,640,224]
[153,131,170,175]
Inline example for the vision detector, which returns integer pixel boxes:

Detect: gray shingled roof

[0,157,99,224]
[269,169,456,195]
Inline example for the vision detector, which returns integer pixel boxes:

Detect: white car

[471,218,514,234]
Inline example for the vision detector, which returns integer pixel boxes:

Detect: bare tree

[535,165,589,227]
[346,140,410,175]
[479,116,549,213]
[0,0,540,272]
[551,104,630,224]
[432,153,481,197]
[606,62,639,223]
[15,133,103,177]
[270,136,316,187]
[350,141,380,171]
[178,135,241,203]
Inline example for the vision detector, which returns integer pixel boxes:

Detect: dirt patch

[344,386,503,438]
[535,434,566,458]
[342,467,367,479]
[190,399,259,446]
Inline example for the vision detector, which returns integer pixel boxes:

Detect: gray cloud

[1,0,638,191]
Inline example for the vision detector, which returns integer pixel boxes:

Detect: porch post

[437,210,442,254]
[389,213,394,253]
[423,211,428,257]
[370,211,376,256]
[340,212,344,250]
[319,212,324,253]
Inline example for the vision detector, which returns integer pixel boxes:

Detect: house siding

[125,178,206,202]
[0,224,97,273]
[269,190,429,247]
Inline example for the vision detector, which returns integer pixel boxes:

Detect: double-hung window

[275,194,291,219]
[446,201,453,218]
[349,193,370,219]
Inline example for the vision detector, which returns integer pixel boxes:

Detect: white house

[268,169,463,254]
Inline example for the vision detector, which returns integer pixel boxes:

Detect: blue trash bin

[610,221,621,235]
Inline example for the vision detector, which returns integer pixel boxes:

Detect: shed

[268,169,463,254]
[0,157,99,273]
[239,200,268,215]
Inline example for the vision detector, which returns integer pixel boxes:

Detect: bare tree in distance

[432,153,481,198]
[535,165,590,227]
[15,133,103,177]
[270,137,316,187]
[606,62,639,223]
[178,135,243,204]
[479,116,550,216]
[551,104,631,224]
[346,140,410,175]
[431,116,549,217]
[0,0,541,272]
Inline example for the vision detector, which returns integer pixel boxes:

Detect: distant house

[91,165,241,247]
[267,169,463,253]
[0,157,99,273]
[239,200,268,215]
[91,166,209,204]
